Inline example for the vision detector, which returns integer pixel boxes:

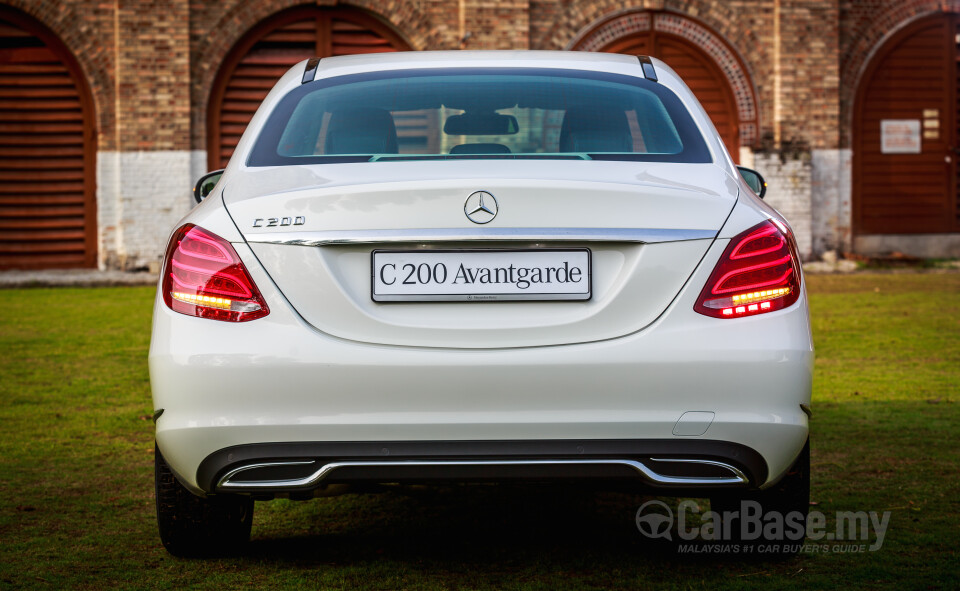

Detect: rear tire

[710,440,810,558]
[155,444,253,557]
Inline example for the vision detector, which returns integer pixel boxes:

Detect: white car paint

[150,52,811,503]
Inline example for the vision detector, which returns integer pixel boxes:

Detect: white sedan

[150,50,812,556]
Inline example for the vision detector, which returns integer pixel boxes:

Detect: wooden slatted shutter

[656,37,738,159]
[209,8,410,170]
[0,11,95,269]
[602,32,740,162]
[854,14,959,234]
[214,19,315,169]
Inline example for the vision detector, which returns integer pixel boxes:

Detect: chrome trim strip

[244,227,716,247]
[217,458,748,490]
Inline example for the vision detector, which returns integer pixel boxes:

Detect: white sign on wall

[881,120,921,154]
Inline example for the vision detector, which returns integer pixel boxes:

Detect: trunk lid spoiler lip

[221,161,735,205]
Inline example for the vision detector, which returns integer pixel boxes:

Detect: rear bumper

[198,439,766,495]
[150,241,813,495]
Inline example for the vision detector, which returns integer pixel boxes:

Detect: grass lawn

[0,273,957,589]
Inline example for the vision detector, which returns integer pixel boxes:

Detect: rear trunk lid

[224,160,737,348]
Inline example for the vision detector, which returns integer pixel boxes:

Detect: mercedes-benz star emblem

[464,191,498,224]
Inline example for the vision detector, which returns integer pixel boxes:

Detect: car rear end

[149,51,812,555]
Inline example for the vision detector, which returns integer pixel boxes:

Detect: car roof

[319,50,641,67]
[310,50,661,80]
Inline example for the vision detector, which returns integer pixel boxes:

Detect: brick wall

[17,0,916,155]
[754,153,814,259]
[117,0,191,151]
[3,0,957,268]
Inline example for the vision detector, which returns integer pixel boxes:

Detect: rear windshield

[247,67,711,166]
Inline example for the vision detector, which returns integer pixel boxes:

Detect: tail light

[694,219,801,318]
[161,224,269,322]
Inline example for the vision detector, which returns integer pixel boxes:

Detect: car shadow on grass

[242,485,774,569]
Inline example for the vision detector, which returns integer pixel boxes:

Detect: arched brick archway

[206,4,414,169]
[541,0,746,51]
[0,5,98,269]
[191,0,440,154]
[0,0,112,150]
[570,10,758,161]
[841,2,960,149]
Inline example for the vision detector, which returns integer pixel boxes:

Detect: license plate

[371,249,591,302]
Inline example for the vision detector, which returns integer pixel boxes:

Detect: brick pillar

[461,0,530,49]
[99,0,197,270]
[770,0,844,258]
[777,0,840,151]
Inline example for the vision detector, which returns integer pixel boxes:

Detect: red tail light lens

[161,224,269,322]
[695,219,801,319]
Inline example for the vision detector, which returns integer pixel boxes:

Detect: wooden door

[0,9,96,269]
[208,7,410,170]
[602,31,740,161]
[854,14,959,234]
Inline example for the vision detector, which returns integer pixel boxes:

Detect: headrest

[325,108,399,155]
[559,107,632,153]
